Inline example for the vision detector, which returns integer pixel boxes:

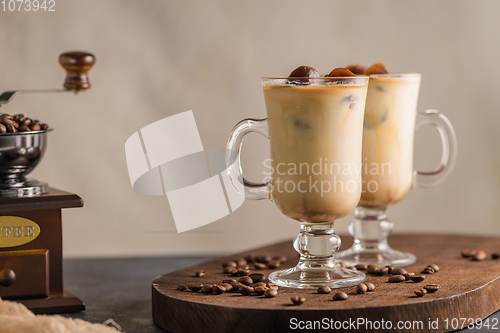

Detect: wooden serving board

[152,234,500,333]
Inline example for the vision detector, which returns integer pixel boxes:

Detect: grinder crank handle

[0,51,95,106]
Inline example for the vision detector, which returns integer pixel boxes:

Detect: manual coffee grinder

[0,51,94,313]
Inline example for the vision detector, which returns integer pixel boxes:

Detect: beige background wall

[0,0,499,258]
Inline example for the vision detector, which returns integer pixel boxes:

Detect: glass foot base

[268,266,365,289]
[335,247,416,267]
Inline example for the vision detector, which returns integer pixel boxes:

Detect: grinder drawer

[0,249,49,299]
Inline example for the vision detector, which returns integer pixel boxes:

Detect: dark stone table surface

[61,257,499,333]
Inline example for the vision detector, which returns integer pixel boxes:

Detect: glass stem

[349,207,393,252]
[293,223,340,270]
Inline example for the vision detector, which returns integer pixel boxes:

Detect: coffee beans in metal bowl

[0,113,49,133]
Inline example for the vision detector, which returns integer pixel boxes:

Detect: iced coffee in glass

[335,63,457,267]
[227,66,368,288]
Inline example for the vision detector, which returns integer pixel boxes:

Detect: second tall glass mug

[227,76,369,288]
[335,73,457,267]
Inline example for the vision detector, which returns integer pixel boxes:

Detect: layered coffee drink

[262,67,368,222]
[359,71,421,208]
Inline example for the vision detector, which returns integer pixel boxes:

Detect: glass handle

[414,109,457,188]
[226,118,270,200]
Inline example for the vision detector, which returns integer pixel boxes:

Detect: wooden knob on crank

[59,51,95,91]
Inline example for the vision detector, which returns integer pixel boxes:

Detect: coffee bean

[0,114,13,126]
[356,283,368,294]
[254,263,267,270]
[6,123,16,133]
[424,284,439,293]
[267,283,278,290]
[201,284,213,293]
[212,284,226,294]
[244,255,255,263]
[492,252,500,259]
[410,275,425,283]
[237,265,250,270]
[229,268,239,276]
[222,261,237,268]
[223,266,235,274]
[195,270,204,277]
[221,283,233,292]
[403,273,415,281]
[238,276,253,286]
[414,289,427,297]
[30,123,41,131]
[391,268,407,275]
[355,264,367,270]
[461,249,475,258]
[366,283,375,292]
[291,296,306,305]
[235,258,247,266]
[376,267,389,276]
[422,267,434,274]
[367,266,380,274]
[0,123,6,133]
[253,282,267,288]
[347,266,357,271]
[40,123,49,130]
[249,273,265,283]
[472,251,487,261]
[176,284,187,291]
[239,286,254,296]
[317,285,331,294]
[13,114,24,123]
[256,255,272,263]
[264,289,278,298]
[188,283,203,292]
[18,125,31,132]
[267,260,281,269]
[229,281,244,292]
[337,262,347,268]
[333,292,348,300]
[427,264,439,272]
[385,265,395,274]
[388,275,405,283]
[254,286,268,295]
[237,269,250,276]
[274,256,287,263]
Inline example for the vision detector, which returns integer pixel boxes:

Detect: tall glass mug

[335,74,457,267]
[226,76,369,288]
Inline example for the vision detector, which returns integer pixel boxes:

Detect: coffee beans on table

[201,284,213,293]
[254,286,268,295]
[238,276,253,286]
[391,268,407,275]
[461,249,475,257]
[414,289,427,297]
[290,296,305,305]
[176,284,187,291]
[267,260,281,269]
[333,292,348,300]
[239,286,254,296]
[472,251,486,261]
[366,283,375,292]
[388,275,405,283]
[188,283,203,292]
[254,263,267,270]
[355,264,367,270]
[195,270,204,277]
[427,264,439,272]
[403,273,415,281]
[212,285,226,294]
[249,273,265,283]
[264,289,278,298]
[317,285,331,294]
[410,275,425,283]
[356,283,368,294]
[221,283,233,292]
[492,252,500,259]
[424,284,439,293]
